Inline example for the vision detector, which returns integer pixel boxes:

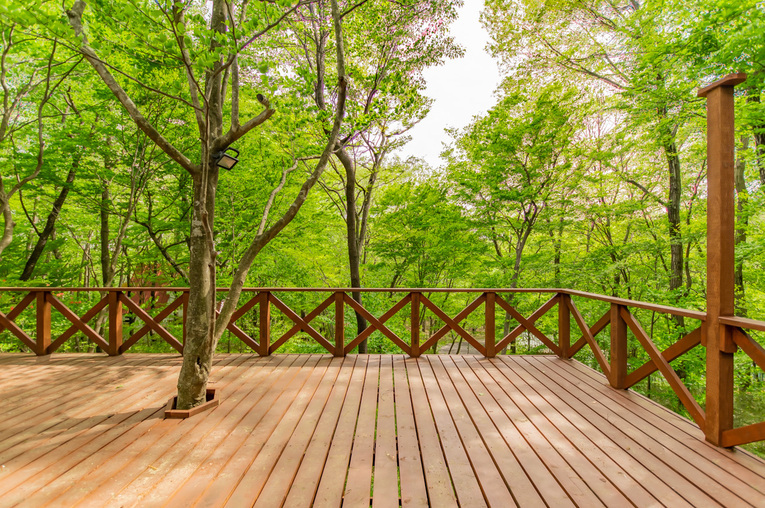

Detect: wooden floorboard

[0,353,763,507]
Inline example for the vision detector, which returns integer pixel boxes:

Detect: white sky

[398,0,502,168]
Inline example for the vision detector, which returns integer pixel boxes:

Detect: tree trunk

[734,136,748,316]
[337,148,368,352]
[664,139,685,329]
[19,164,77,280]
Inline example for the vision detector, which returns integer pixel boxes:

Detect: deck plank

[0,353,763,508]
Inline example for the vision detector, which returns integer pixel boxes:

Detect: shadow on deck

[0,353,763,507]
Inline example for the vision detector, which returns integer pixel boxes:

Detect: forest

[0,0,763,451]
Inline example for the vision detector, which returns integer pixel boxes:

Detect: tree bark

[19,164,77,280]
[734,136,748,316]
[664,138,685,329]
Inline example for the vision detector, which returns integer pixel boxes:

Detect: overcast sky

[397,0,502,168]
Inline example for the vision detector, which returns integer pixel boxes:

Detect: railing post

[699,72,746,445]
[558,293,570,359]
[35,291,51,356]
[334,292,345,357]
[411,292,420,357]
[485,292,496,358]
[107,290,123,356]
[609,303,627,389]
[259,291,271,356]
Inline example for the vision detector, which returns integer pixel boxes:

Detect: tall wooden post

[36,291,51,356]
[558,293,571,359]
[609,303,627,389]
[485,292,496,358]
[411,292,420,358]
[334,292,345,357]
[698,72,746,446]
[259,292,271,356]
[107,290,123,356]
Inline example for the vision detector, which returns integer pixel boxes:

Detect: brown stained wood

[344,293,411,353]
[417,357,488,508]
[562,289,707,320]
[344,294,411,354]
[485,292,496,358]
[107,291,123,356]
[35,291,51,355]
[404,357,459,508]
[720,315,765,332]
[229,293,260,322]
[311,356,369,508]
[270,293,335,351]
[254,357,353,508]
[697,72,748,97]
[556,357,765,505]
[1,354,764,506]
[437,356,541,507]
[281,356,359,507]
[420,294,485,352]
[503,357,676,506]
[259,292,270,356]
[625,327,702,388]
[451,356,574,508]
[495,294,560,355]
[372,356,399,508]
[558,293,570,358]
[164,388,219,419]
[334,292,344,356]
[732,327,765,373]
[46,296,109,354]
[411,292,421,357]
[0,311,36,351]
[464,356,607,508]
[147,356,297,508]
[570,310,610,357]
[496,294,559,352]
[609,304,628,389]
[119,295,186,353]
[47,293,109,351]
[722,421,765,448]
[342,355,381,508]
[2,291,36,323]
[620,308,706,429]
[118,293,182,353]
[224,357,337,506]
[269,294,334,354]
[566,298,611,377]
[392,356,429,508]
[420,294,486,355]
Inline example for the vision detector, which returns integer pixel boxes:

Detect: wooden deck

[0,354,763,507]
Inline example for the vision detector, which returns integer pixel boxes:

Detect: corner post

[485,292,496,358]
[699,72,746,445]
[259,291,271,356]
[558,293,571,359]
[108,290,123,356]
[36,291,51,356]
[334,292,345,357]
[609,303,628,389]
[411,292,420,358]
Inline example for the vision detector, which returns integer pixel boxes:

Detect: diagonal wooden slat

[343,294,411,354]
[270,294,334,352]
[496,295,559,353]
[269,294,334,354]
[419,294,485,355]
[48,294,109,352]
[420,294,486,353]
[344,294,412,353]
[624,327,702,388]
[565,298,610,378]
[0,291,36,327]
[620,308,705,429]
[569,311,610,357]
[0,311,36,351]
[731,328,765,373]
[230,294,261,322]
[495,295,560,355]
[119,294,183,353]
[47,296,109,353]
[120,294,188,353]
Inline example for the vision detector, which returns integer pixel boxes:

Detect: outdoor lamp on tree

[215,148,240,170]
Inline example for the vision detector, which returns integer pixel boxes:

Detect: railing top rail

[0,286,711,321]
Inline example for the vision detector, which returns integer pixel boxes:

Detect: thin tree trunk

[734,135,748,316]
[19,164,77,280]
[664,138,685,329]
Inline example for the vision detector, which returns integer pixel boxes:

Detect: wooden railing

[1,286,764,448]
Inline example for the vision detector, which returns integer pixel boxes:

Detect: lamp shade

[215,147,240,170]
